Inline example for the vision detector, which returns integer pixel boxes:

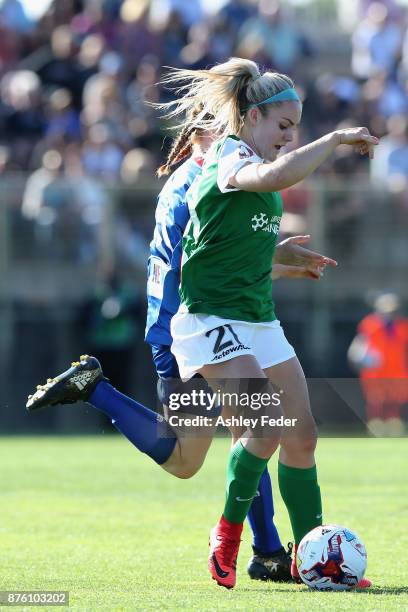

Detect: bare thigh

[200,355,281,459]
[160,405,219,479]
[264,356,317,468]
[160,355,269,477]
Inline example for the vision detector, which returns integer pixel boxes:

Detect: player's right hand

[334,127,379,159]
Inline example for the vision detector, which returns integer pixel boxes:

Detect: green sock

[278,462,322,544]
[223,442,269,524]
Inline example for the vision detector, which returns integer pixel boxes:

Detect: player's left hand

[272,263,326,280]
[273,235,338,269]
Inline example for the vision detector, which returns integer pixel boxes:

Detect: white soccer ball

[297,524,367,591]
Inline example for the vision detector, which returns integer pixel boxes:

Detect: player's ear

[247,107,259,126]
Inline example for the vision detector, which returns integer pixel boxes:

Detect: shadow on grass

[353,587,408,596]
[241,586,408,596]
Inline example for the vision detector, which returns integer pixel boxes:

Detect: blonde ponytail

[154,57,295,136]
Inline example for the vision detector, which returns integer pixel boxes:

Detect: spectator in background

[364,71,408,118]
[177,19,213,69]
[22,146,107,262]
[125,55,162,149]
[21,148,63,222]
[352,2,403,80]
[201,16,233,66]
[76,33,106,93]
[219,0,255,36]
[150,0,204,28]
[45,87,82,145]
[238,0,311,74]
[71,0,120,49]
[119,0,162,73]
[0,0,32,34]
[81,64,131,149]
[120,147,156,184]
[63,142,111,263]
[371,114,408,190]
[0,69,45,167]
[81,70,118,124]
[114,147,153,273]
[348,292,408,437]
[40,0,77,32]
[160,10,188,67]
[21,148,81,260]
[0,19,22,69]
[81,123,124,181]
[303,73,358,140]
[36,25,82,107]
[358,0,401,21]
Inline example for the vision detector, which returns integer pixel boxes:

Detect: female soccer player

[26,103,336,583]
[153,58,378,588]
[145,111,336,581]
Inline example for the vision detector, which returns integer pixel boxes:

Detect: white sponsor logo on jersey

[251,213,281,234]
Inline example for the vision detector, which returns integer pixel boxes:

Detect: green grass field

[1,436,407,611]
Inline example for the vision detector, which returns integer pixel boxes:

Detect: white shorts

[170,312,296,380]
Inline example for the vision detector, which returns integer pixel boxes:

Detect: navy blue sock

[89,381,177,465]
[247,468,283,555]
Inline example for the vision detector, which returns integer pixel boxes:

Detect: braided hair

[157,123,196,177]
[157,105,213,177]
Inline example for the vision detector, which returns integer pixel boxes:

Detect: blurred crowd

[0,0,407,265]
[0,0,315,178]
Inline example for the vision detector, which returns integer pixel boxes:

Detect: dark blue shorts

[150,343,220,416]
[150,343,180,379]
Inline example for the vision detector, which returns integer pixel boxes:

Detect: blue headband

[243,87,300,111]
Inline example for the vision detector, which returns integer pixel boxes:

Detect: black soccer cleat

[247,543,293,582]
[26,355,106,411]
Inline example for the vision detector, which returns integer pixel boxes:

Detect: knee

[281,413,318,454]
[245,434,281,459]
[162,453,204,479]
[297,435,318,455]
[281,428,318,458]
[172,461,202,479]
[161,451,202,479]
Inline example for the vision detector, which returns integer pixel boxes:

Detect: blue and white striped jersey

[145,156,203,346]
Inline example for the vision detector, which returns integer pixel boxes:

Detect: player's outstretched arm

[274,235,337,268]
[272,263,324,280]
[230,128,379,193]
[272,235,338,281]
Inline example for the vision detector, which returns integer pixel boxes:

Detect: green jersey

[179,135,283,322]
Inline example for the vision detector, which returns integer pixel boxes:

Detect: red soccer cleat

[357,577,372,588]
[208,515,243,589]
[290,543,302,583]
